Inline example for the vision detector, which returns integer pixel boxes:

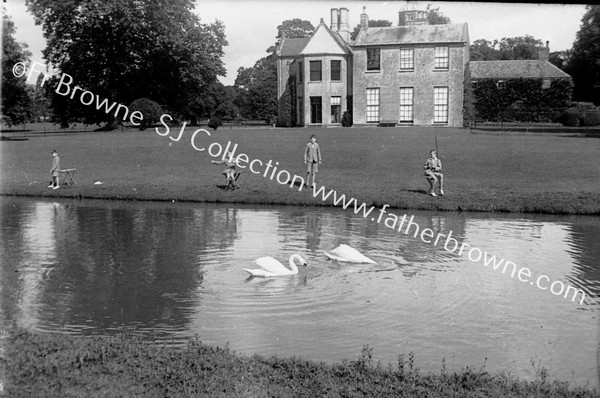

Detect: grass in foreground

[3,328,598,398]
[1,126,600,214]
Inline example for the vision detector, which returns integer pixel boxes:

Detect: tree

[1,14,32,126]
[470,39,500,61]
[267,18,315,53]
[426,4,451,25]
[549,50,571,71]
[497,35,543,60]
[470,36,545,61]
[26,0,227,128]
[566,5,600,104]
[234,54,277,121]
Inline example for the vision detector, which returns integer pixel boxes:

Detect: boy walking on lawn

[304,134,322,188]
[424,149,444,197]
[49,150,60,189]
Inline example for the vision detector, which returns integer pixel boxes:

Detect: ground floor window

[433,86,449,123]
[310,96,322,124]
[331,96,341,123]
[399,87,414,123]
[366,88,380,123]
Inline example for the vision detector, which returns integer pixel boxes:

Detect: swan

[324,244,376,264]
[243,254,307,277]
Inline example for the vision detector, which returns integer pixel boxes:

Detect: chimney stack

[330,8,339,32]
[360,6,369,29]
[338,7,350,42]
[538,41,550,62]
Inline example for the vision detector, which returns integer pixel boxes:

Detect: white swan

[324,244,376,264]
[243,254,307,277]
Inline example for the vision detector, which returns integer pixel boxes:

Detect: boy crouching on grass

[304,134,322,188]
[424,149,444,197]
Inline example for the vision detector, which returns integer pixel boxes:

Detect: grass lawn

[4,328,598,397]
[1,125,599,214]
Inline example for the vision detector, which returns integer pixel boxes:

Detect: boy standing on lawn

[424,149,444,197]
[304,134,322,188]
[49,150,60,189]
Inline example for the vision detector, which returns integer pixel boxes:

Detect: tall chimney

[339,7,350,42]
[360,6,368,29]
[330,8,339,32]
[538,41,550,62]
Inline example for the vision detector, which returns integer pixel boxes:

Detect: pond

[1,196,598,387]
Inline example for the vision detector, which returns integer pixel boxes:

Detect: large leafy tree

[26,0,227,127]
[470,36,545,61]
[567,5,600,104]
[237,19,314,121]
[234,54,277,121]
[426,4,451,25]
[2,14,33,126]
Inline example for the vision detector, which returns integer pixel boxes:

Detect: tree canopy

[566,5,600,104]
[26,0,227,127]
[236,19,314,121]
[2,14,32,126]
[470,36,544,61]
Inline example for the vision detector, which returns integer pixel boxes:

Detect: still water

[1,197,599,387]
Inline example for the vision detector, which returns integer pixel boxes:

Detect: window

[310,96,322,124]
[542,79,551,89]
[298,62,303,83]
[366,88,380,123]
[309,61,322,81]
[298,97,303,124]
[434,87,449,123]
[331,60,341,81]
[331,96,341,123]
[434,46,449,69]
[367,48,380,71]
[400,48,414,70]
[399,87,414,123]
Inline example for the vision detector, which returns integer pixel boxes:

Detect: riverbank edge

[2,189,599,216]
[3,327,597,397]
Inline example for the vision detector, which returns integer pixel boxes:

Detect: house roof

[278,21,352,58]
[352,23,469,46]
[470,60,571,79]
[278,37,310,57]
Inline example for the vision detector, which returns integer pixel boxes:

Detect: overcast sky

[5,1,589,86]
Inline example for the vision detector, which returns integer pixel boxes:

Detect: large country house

[276,6,470,127]
[276,6,571,127]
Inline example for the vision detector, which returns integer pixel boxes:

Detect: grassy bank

[3,328,598,397]
[1,126,599,214]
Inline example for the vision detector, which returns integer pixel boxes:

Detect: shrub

[341,111,353,127]
[559,109,580,127]
[208,116,222,130]
[129,98,163,131]
[582,110,600,126]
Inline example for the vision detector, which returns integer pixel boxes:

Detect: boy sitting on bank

[424,149,444,197]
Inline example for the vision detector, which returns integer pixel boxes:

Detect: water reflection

[0,197,598,387]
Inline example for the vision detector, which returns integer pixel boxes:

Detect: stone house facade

[276,7,470,127]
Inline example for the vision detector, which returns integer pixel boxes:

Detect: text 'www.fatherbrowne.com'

[311,184,586,305]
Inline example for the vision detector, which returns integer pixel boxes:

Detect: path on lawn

[1,126,599,214]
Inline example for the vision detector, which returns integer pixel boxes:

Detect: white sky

[4,1,588,86]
